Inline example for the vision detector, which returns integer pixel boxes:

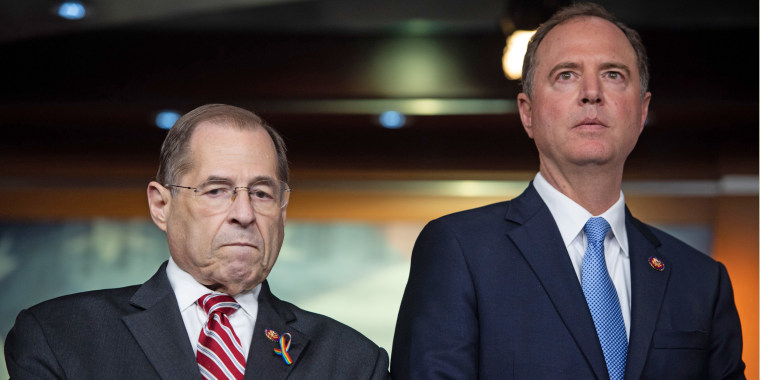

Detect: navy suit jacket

[391,184,744,379]
[5,262,390,379]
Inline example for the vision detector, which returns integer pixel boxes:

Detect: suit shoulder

[279,299,381,351]
[430,201,510,229]
[24,285,141,321]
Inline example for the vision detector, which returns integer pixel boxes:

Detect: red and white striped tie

[196,293,247,380]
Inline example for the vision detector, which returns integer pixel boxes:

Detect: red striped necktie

[196,293,247,380]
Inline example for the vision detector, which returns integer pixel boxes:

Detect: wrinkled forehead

[185,121,277,180]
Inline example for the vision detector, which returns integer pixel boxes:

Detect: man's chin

[566,148,616,167]
[220,267,266,294]
[214,276,263,296]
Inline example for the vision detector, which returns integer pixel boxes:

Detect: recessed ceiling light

[379,111,406,129]
[57,2,86,20]
[155,110,181,130]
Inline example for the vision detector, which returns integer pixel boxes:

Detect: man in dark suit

[5,104,390,379]
[391,3,744,379]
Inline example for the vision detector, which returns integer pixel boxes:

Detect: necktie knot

[584,217,611,246]
[198,293,241,317]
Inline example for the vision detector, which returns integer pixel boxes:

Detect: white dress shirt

[166,257,260,357]
[533,172,632,338]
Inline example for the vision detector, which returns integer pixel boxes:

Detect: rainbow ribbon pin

[273,333,293,365]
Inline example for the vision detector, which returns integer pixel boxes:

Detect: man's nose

[580,75,603,105]
[228,188,256,226]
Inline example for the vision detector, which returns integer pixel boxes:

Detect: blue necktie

[582,217,627,380]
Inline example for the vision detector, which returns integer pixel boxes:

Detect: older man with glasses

[5,104,390,380]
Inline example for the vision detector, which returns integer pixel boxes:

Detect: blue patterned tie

[582,217,627,380]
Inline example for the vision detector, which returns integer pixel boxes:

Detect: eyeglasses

[165,180,291,216]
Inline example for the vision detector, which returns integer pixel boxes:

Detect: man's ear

[517,93,534,138]
[639,91,652,134]
[147,181,171,232]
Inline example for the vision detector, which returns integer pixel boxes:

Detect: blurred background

[0,0,757,377]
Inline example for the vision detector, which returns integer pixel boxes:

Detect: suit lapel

[121,262,200,380]
[506,185,610,380]
[623,211,670,380]
[245,281,310,380]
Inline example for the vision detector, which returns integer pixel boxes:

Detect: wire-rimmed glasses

[166,179,290,216]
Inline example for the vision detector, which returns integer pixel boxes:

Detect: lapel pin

[265,329,280,342]
[273,333,293,365]
[648,256,665,271]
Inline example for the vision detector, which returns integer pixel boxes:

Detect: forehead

[536,16,637,70]
[185,121,277,180]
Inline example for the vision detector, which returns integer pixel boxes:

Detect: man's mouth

[575,118,607,129]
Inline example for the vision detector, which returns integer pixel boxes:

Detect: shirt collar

[533,172,629,255]
[166,257,261,317]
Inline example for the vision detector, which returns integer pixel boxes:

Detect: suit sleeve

[391,219,478,379]
[5,309,66,379]
[709,263,746,379]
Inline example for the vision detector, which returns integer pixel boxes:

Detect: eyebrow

[547,62,579,79]
[204,176,233,185]
[599,62,631,77]
[203,175,277,186]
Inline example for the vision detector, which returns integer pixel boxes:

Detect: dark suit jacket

[5,262,390,379]
[391,184,744,379]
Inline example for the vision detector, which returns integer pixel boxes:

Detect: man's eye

[203,186,230,197]
[558,72,574,80]
[252,190,274,200]
[606,71,623,80]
